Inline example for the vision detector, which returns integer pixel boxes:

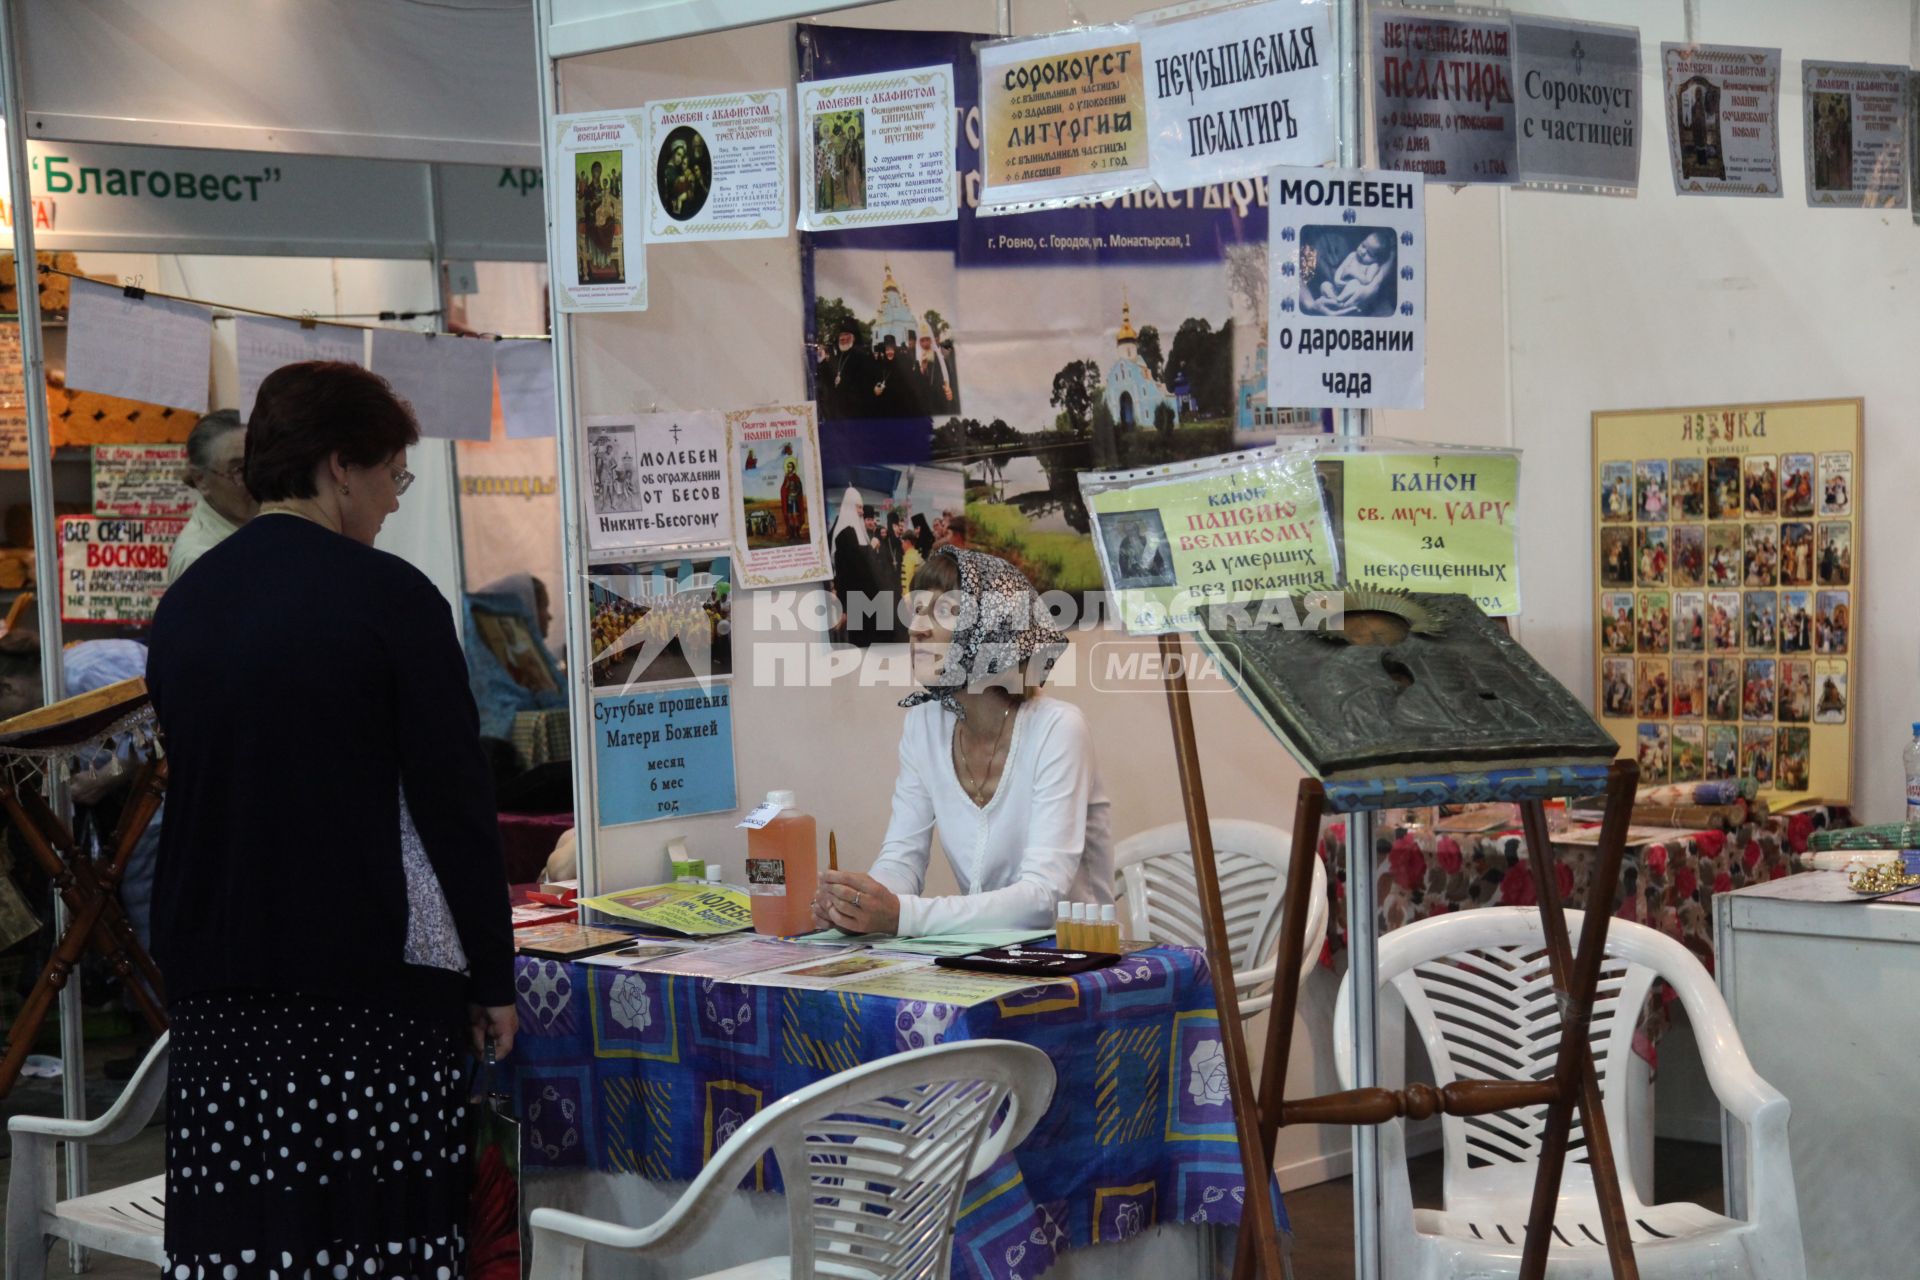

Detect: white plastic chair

[529,1038,1055,1280]
[1113,818,1328,1018]
[7,1033,170,1280]
[1334,908,1804,1280]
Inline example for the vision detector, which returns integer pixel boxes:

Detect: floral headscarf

[898,547,1068,718]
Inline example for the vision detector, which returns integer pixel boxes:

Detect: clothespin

[828,831,839,871]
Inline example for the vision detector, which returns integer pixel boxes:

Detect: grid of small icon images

[1596,447,1852,789]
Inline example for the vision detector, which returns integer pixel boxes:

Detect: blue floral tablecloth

[510,944,1283,1280]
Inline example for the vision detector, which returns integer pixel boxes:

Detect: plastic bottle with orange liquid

[743,790,818,936]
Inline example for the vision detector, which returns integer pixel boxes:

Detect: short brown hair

[245,361,420,502]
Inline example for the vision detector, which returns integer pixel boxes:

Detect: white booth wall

[559,0,1919,1188]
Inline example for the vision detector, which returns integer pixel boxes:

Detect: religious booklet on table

[1197,589,1618,780]
[513,924,637,959]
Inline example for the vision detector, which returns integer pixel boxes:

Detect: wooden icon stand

[1156,634,1642,1279]
[0,678,168,1098]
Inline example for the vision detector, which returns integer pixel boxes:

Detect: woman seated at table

[814,547,1112,936]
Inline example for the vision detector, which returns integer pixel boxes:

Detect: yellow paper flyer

[578,883,752,935]
[979,26,1151,206]
[1340,451,1521,615]
[1081,445,1337,634]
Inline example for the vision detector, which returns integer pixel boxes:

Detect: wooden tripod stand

[1157,634,1641,1279]
[0,678,168,1098]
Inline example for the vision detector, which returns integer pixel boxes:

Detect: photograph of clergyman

[1599,460,1632,521]
[1671,456,1705,519]
[1706,656,1740,721]
[1671,524,1705,587]
[1637,721,1670,782]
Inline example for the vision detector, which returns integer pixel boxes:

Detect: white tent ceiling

[18,0,540,164]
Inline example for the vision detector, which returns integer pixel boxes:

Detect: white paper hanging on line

[584,411,729,553]
[798,63,958,231]
[494,339,556,439]
[368,329,493,441]
[548,111,647,312]
[1266,164,1425,409]
[978,26,1153,207]
[1139,0,1336,191]
[725,404,831,588]
[234,316,364,419]
[645,90,791,242]
[64,278,213,413]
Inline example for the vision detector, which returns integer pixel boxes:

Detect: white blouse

[868,697,1113,936]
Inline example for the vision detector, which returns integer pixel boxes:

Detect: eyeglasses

[391,467,416,497]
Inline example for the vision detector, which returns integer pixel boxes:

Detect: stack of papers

[577,883,752,936]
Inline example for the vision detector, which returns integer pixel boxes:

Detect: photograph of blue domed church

[808,244,1305,594]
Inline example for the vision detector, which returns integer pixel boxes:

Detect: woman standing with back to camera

[148,361,516,1280]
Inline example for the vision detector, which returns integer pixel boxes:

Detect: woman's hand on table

[816,869,900,935]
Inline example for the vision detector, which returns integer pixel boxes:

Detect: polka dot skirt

[165,992,472,1280]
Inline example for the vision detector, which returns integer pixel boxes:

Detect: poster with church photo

[798,22,1318,622]
[1593,399,1861,806]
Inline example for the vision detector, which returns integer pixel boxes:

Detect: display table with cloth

[509,944,1277,1280]
[1316,806,1845,1060]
